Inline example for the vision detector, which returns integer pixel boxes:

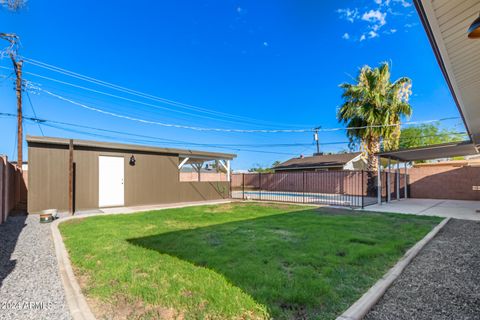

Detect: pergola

[375,141,479,204]
[178,155,232,182]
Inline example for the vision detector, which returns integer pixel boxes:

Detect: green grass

[60,202,441,319]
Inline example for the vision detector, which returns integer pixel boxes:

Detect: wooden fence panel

[0,156,26,224]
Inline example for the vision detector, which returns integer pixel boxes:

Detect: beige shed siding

[28,145,69,212]
[28,144,229,213]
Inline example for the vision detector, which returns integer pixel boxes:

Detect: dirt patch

[87,294,185,320]
[204,203,236,213]
[73,267,184,319]
[61,218,87,226]
[279,302,308,320]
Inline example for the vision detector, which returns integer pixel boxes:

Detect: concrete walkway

[74,199,231,216]
[365,198,480,220]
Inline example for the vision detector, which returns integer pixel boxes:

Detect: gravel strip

[365,219,480,320]
[0,215,71,320]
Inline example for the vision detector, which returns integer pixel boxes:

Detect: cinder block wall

[408,166,480,200]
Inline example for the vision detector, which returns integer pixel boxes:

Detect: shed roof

[376,141,478,162]
[274,152,362,170]
[26,136,237,160]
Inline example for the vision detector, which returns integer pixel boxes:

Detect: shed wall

[28,144,230,213]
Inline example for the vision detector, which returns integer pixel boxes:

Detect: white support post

[377,155,382,205]
[178,157,189,169]
[387,157,391,202]
[404,162,408,199]
[396,161,400,200]
[226,160,231,182]
[218,160,231,182]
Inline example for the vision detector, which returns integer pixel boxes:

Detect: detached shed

[27,136,236,213]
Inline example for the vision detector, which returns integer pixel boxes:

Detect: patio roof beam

[376,141,478,162]
[178,157,189,169]
[178,154,231,161]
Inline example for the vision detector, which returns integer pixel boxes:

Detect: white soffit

[416,0,480,147]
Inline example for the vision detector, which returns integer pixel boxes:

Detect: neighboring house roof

[26,135,236,160]
[274,152,362,170]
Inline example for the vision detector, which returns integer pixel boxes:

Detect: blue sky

[0,0,464,169]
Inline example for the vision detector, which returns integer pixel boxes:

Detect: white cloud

[393,0,412,7]
[362,9,387,27]
[336,0,412,42]
[337,8,359,23]
[368,30,379,38]
[263,41,269,47]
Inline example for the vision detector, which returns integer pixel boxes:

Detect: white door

[99,156,124,207]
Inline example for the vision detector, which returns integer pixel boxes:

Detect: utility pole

[13,57,23,167]
[0,33,22,167]
[314,127,321,155]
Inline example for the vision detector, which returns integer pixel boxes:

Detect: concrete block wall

[408,165,480,200]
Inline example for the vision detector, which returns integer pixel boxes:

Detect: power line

[0,112,311,155]
[2,65,308,129]
[25,90,44,136]
[21,57,309,128]
[29,85,315,133]
[22,70,294,128]
[1,64,464,133]
[36,122,303,156]
[30,84,462,134]
[0,112,468,158]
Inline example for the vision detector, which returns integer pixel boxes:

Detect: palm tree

[338,62,412,172]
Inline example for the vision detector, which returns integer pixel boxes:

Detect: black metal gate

[231,170,408,208]
[231,171,384,208]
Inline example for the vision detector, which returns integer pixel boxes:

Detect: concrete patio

[365,198,480,221]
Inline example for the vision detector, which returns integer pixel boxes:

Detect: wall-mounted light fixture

[468,13,480,38]
[129,155,136,166]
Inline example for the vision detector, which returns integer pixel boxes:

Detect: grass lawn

[60,202,441,319]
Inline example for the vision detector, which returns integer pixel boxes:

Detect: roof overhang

[376,141,478,162]
[414,0,480,149]
[26,135,236,160]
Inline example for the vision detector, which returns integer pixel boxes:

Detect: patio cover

[414,0,480,148]
[376,141,478,162]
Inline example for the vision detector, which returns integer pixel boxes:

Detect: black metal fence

[231,170,408,208]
